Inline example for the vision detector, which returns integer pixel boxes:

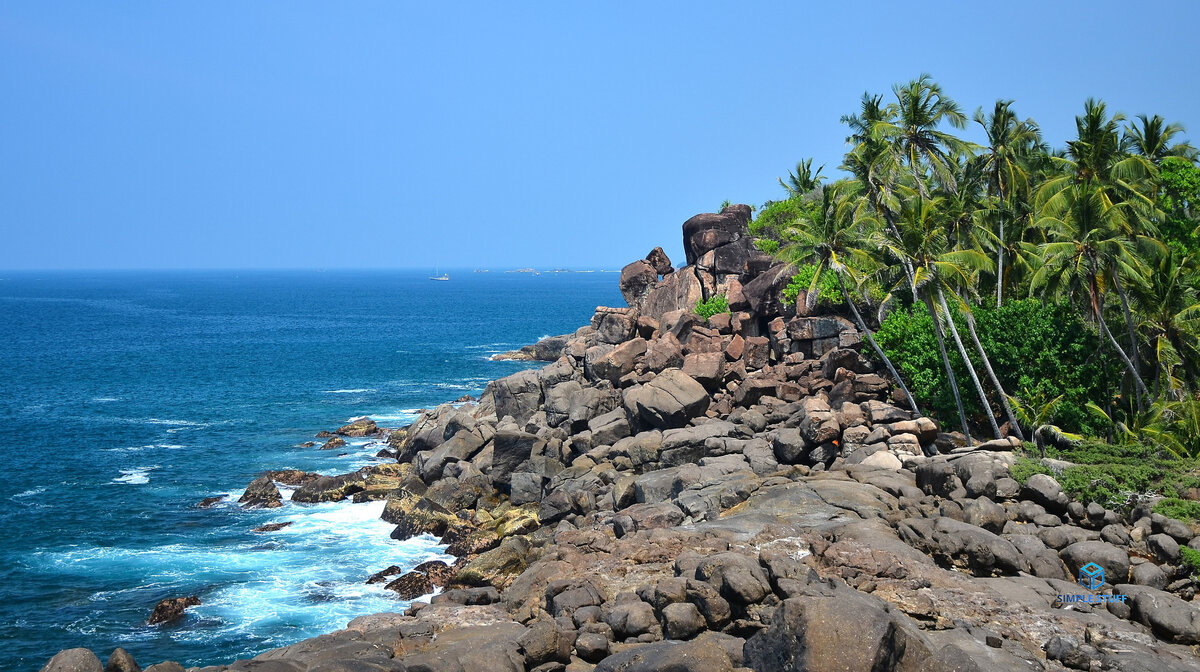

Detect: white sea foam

[91,397,119,403]
[112,466,160,485]
[324,389,375,394]
[13,486,47,499]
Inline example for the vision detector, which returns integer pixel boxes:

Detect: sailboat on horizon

[429,263,449,281]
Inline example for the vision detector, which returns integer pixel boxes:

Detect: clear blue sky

[2,2,1198,270]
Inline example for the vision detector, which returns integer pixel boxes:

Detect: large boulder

[493,370,544,425]
[590,338,648,383]
[239,475,282,509]
[593,307,638,345]
[291,472,367,503]
[335,416,378,437]
[646,246,674,276]
[743,589,934,672]
[491,430,544,490]
[681,205,752,266]
[624,369,710,429]
[39,649,103,672]
[694,552,772,605]
[594,640,734,672]
[620,260,659,308]
[643,268,704,322]
[1059,540,1131,586]
[741,262,794,319]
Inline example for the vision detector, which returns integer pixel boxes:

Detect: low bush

[1153,498,1200,523]
[695,295,730,319]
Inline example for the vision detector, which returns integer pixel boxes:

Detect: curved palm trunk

[995,219,1004,307]
[836,271,921,416]
[923,293,972,444]
[1096,306,1151,405]
[937,288,1001,440]
[1109,267,1144,408]
[961,298,1026,441]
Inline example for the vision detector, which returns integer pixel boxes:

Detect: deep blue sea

[0,269,620,671]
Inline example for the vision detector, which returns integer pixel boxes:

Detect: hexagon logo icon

[1078,562,1105,590]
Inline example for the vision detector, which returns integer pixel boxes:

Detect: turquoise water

[0,270,620,670]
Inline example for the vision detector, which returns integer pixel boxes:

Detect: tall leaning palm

[1031,180,1153,407]
[779,181,922,415]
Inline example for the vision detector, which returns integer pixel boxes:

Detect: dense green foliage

[748,74,1200,461]
[1011,441,1200,512]
[695,294,730,319]
[874,300,1116,434]
[1181,546,1200,578]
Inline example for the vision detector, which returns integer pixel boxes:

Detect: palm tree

[1031,179,1153,406]
[1126,114,1199,165]
[1130,250,1200,395]
[778,158,826,197]
[974,100,1042,304]
[779,181,922,415]
[873,74,975,197]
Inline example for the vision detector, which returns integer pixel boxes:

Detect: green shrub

[1181,546,1200,578]
[781,264,882,308]
[1153,498,1200,523]
[873,300,1118,435]
[1010,457,1052,484]
[755,239,780,255]
[695,295,730,319]
[749,196,818,249]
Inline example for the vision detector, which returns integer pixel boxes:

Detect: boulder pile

[43,205,1200,672]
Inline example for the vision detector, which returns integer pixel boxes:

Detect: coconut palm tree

[1126,114,1199,165]
[974,100,1043,304]
[1130,250,1200,395]
[778,158,826,197]
[873,74,975,197]
[778,181,922,415]
[1031,179,1153,407]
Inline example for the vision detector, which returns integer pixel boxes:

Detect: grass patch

[1181,546,1200,579]
[1014,440,1200,510]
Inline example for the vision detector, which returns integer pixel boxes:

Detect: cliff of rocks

[43,205,1200,672]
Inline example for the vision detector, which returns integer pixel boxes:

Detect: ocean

[0,269,621,670]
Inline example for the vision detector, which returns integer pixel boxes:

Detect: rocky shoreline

[43,205,1200,671]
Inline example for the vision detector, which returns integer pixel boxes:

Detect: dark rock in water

[142,663,184,672]
[375,448,396,459]
[315,430,334,438]
[39,649,103,672]
[196,496,225,508]
[147,596,200,625]
[238,476,282,509]
[265,469,320,486]
[385,572,433,600]
[252,521,292,533]
[319,436,347,451]
[291,472,366,503]
[455,394,474,403]
[336,416,378,437]
[414,560,457,587]
[297,441,315,448]
[366,565,403,585]
[105,649,141,672]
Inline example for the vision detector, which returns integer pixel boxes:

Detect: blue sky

[2,2,1198,270]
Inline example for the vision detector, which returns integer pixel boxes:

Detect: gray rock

[694,552,771,605]
[1060,540,1130,586]
[1148,533,1181,563]
[593,639,734,672]
[624,369,710,430]
[1131,561,1169,590]
[603,599,658,639]
[1114,584,1200,644]
[1021,474,1069,513]
[661,602,706,640]
[40,650,103,672]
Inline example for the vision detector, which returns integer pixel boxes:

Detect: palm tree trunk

[923,292,972,444]
[961,298,1026,441]
[836,271,921,416]
[996,219,1004,307]
[937,288,1001,440]
[1109,266,1143,408]
[1096,306,1151,405]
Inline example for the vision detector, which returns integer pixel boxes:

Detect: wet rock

[291,472,366,504]
[252,521,292,533]
[239,475,283,509]
[147,596,200,625]
[197,496,225,508]
[319,436,347,451]
[336,417,378,437]
[385,571,433,599]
